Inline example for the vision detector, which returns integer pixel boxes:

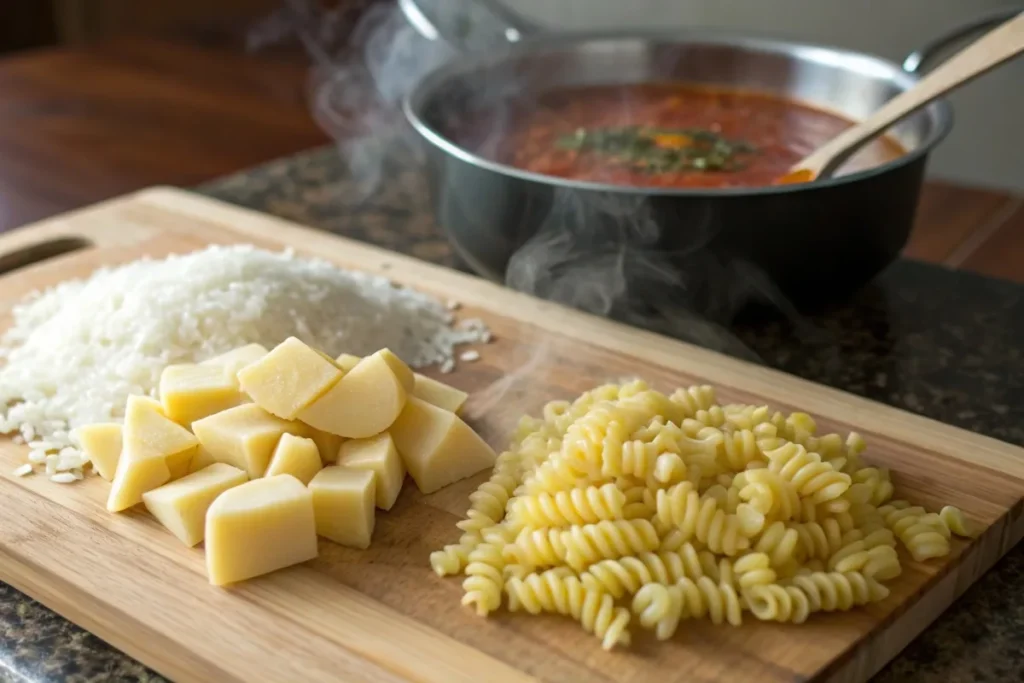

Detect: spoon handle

[798,11,1024,179]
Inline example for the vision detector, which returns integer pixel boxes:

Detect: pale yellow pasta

[505,527,567,569]
[786,571,890,612]
[505,570,631,650]
[581,545,718,598]
[631,583,682,640]
[655,482,750,556]
[940,505,976,538]
[791,518,861,562]
[675,576,744,625]
[560,519,660,571]
[508,484,625,528]
[668,384,717,418]
[879,503,951,562]
[738,468,801,524]
[431,380,977,649]
[461,542,505,616]
[731,552,778,589]
[752,521,802,569]
[765,442,852,504]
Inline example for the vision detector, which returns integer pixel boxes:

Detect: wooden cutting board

[0,187,1022,683]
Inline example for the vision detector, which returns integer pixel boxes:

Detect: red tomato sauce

[488,83,905,189]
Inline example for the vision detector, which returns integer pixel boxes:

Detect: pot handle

[398,0,543,53]
[903,7,1024,73]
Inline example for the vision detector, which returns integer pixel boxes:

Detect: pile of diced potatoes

[73,339,495,586]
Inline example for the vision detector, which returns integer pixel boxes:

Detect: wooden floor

[0,35,1020,282]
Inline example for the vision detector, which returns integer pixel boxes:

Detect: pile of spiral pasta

[430,381,975,650]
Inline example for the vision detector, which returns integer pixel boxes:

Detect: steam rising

[248,1,818,409]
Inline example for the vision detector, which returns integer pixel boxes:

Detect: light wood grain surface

[0,187,1022,683]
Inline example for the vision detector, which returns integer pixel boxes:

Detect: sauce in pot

[481,83,906,189]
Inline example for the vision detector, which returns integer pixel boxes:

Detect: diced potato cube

[142,463,248,546]
[377,349,414,392]
[237,337,343,420]
[297,351,407,438]
[188,445,217,474]
[124,394,198,461]
[265,434,322,485]
[334,351,413,392]
[413,374,468,414]
[389,397,496,494]
[108,395,200,512]
[309,467,375,549]
[74,423,122,481]
[192,403,304,478]
[201,343,269,378]
[315,349,343,370]
[337,432,405,510]
[335,353,362,372]
[309,428,345,465]
[166,450,195,480]
[205,475,318,585]
[108,455,171,513]
[159,363,247,428]
[133,395,166,415]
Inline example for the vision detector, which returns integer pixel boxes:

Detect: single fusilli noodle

[506,570,631,650]
[560,519,660,571]
[508,483,625,527]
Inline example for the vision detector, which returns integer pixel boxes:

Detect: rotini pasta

[581,545,718,598]
[461,542,505,616]
[786,571,889,612]
[654,482,750,556]
[506,570,631,650]
[560,519,660,571]
[431,380,977,650]
[765,442,852,504]
[508,483,626,527]
[743,583,811,623]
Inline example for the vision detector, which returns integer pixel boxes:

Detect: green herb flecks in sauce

[555,126,757,174]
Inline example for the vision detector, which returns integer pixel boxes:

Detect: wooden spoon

[779,11,1024,185]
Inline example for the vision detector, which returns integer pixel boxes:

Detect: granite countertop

[2,146,1022,683]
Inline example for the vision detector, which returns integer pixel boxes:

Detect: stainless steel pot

[402,4,1019,315]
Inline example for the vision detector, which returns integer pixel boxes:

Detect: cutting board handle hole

[0,236,92,276]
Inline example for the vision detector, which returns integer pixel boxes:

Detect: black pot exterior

[423,141,927,317]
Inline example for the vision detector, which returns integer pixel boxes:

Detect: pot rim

[403,28,954,198]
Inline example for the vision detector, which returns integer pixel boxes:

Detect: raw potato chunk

[309,428,345,465]
[142,463,248,546]
[159,363,247,427]
[298,351,407,438]
[192,403,304,478]
[124,394,198,460]
[237,337,343,420]
[413,374,468,414]
[107,395,200,512]
[188,446,217,474]
[74,423,122,481]
[389,397,496,494]
[108,456,171,513]
[333,351,413,391]
[166,450,195,480]
[337,432,405,510]
[205,475,318,585]
[265,434,322,485]
[377,349,414,392]
[309,467,375,549]
[201,343,269,377]
[335,353,362,372]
